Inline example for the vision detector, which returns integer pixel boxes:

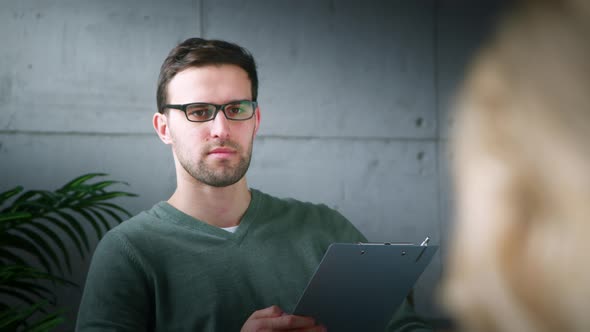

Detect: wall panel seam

[0,130,438,143]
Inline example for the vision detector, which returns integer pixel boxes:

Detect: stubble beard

[176,137,254,188]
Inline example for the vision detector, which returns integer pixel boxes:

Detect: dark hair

[156,38,258,114]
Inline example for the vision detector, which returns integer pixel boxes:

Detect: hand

[241,305,327,332]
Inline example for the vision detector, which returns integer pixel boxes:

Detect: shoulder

[92,203,168,266]
[251,189,366,242]
[254,189,340,218]
[252,188,329,210]
[104,202,169,243]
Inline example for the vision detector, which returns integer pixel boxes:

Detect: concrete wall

[0,0,504,329]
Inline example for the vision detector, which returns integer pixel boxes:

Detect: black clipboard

[291,241,438,332]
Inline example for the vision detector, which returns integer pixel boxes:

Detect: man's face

[159,64,260,187]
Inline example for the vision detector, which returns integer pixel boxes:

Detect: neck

[168,173,252,228]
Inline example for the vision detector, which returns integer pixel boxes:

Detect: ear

[153,112,173,144]
[253,106,261,136]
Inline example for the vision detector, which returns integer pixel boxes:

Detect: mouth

[208,147,237,157]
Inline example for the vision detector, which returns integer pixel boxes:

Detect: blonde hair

[443,1,590,331]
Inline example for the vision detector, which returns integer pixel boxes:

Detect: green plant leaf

[0,265,76,293]
[95,202,133,219]
[27,221,72,275]
[0,186,24,206]
[88,191,138,202]
[90,180,129,190]
[59,173,107,191]
[0,308,25,329]
[0,301,65,331]
[59,189,87,206]
[10,190,49,213]
[26,311,65,332]
[0,303,39,329]
[0,211,32,224]
[52,211,90,254]
[11,227,64,276]
[93,205,126,224]
[40,216,85,260]
[0,249,27,266]
[69,207,103,241]
[65,180,129,195]
[0,287,38,306]
[87,208,111,237]
[0,173,136,329]
[0,253,75,303]
[1,280,55,304]
[0,234,54,275]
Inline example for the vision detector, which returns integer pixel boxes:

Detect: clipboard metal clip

[420,236,430,247]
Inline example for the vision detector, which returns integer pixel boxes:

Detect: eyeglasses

[165,100,257,122]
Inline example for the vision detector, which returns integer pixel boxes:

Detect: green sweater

[76,189,432,331]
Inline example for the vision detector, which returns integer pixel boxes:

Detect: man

[76,38,432,331]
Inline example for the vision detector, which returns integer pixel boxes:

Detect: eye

[227,106,245,115]
[186,105,213,120]
[190,109,208,117]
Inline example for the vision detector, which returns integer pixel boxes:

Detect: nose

[209,110,231,139]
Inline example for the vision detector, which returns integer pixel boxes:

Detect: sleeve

[76,230,153,332]
[385,298,434,332]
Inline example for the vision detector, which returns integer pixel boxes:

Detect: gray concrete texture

[0,0,503,327]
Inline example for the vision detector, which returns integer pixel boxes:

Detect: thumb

[248,305,284,319]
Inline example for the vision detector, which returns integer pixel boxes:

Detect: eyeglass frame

[164,100,258,123]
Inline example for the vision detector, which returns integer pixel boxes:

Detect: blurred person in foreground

[442,0,590,331]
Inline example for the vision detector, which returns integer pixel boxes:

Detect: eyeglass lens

[185,101,254,122]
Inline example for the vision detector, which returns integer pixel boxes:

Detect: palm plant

[0,173,137,331]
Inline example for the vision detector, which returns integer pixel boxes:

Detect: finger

[264,314,316,330]
[248,305,284,319]
[288,325,327,332]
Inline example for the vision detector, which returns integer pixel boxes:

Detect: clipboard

[291,240,438,332]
